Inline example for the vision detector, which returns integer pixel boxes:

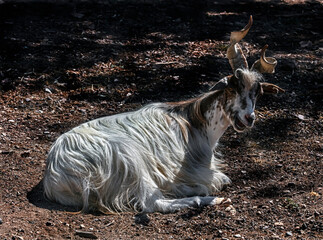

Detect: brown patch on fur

[165,115,190,143]
[156,162,167,178]
[165,115,172,125]
[167,90,223,129]
[176,117,190,143]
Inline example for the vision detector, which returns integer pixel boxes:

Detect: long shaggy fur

[43,101,231,213]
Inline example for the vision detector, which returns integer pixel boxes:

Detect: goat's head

[211,16,284,132]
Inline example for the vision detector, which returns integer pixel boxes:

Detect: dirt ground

[0,0,322,239]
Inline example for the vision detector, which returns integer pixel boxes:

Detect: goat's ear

[209,77,229,91]
[234,68,244,79]
[260,82,285,94]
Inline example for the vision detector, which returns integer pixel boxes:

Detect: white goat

[43,16,284,213]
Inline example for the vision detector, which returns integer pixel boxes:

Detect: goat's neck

[168,90,231,149]
[203,101,230,148]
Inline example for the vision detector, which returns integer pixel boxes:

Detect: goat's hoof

[214,197,232,207]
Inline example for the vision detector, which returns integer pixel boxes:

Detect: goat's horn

[251,44,277,73]
[227,15,253,72]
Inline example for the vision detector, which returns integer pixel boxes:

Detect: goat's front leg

[144,194,231,213]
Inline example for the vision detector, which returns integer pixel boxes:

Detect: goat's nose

[245,112,256,125]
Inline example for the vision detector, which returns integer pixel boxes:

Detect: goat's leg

[143,193,231,213]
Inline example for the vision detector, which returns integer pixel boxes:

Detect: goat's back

[43,103,188,212]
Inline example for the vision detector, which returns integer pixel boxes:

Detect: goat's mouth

[233,116,247,132]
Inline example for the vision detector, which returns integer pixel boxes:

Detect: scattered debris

[0,0,322,239]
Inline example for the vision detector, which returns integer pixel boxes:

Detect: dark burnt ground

[0,0,322,239]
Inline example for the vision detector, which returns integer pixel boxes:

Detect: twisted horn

[227,15,253,72]
[251,44,277,73]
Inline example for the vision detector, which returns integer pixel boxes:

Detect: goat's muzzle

[234,113,255,132]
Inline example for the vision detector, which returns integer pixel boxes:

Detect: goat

[43,16,284,213]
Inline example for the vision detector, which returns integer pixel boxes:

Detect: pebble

[274,222,284,226]
[0,217,2,224]
[285,231,293,237]
[296,114,305,120]
[234,234,242,238]
[283,190,291,195]
[225,205,237,216]
[276,164,283,168]
[44,88,52,94]
[271,234,280,239]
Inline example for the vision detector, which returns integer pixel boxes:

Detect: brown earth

[0,0,322,239]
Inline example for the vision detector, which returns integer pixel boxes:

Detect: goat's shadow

[27,180,81,213]
[28,180,151,224]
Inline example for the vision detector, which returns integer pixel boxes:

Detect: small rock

[225,205,237,216]
[63,222,70,227]
[0,217,2,224]
[296,114,305,120]
[310,191,320,197]
[75,230,98,239]
[80,224,85,229]
[271,234,280,239]
[285,231,293,237]
[283,190,291,195]
[234,234,242,238]
[276,164,283,168]
[44,88,52,94]
[274,222,284,226]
